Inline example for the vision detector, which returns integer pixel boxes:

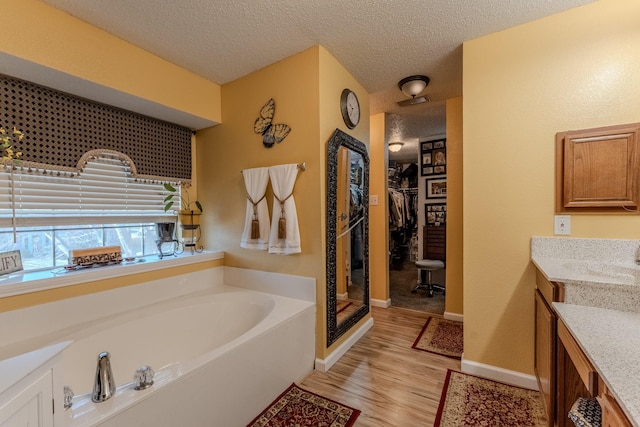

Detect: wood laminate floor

[301,306,460,426]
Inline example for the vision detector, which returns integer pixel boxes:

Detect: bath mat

[412,316,463,359]
[435,370,547,426]
[247,383,360,427]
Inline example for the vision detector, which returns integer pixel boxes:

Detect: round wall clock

[340,88,360,129]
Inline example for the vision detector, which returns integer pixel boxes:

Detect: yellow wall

[319,47,370,357]
[369,113,389,302]
[463,0,640,374]
[0,0,224,311]
[445,98,463,316]
[197,45,370,359]
[1,0,220,124]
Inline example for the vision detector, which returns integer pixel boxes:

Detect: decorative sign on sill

[0,250,23,276]
[68,246,122,268]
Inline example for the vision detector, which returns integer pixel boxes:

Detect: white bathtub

[65,287,314,427]
[0,265,316,427]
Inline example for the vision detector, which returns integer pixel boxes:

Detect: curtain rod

[240,162,306,174]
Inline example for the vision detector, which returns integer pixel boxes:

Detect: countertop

[531,237,640,426]
[553,303,640,427]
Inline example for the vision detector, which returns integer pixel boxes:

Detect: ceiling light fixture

[398,75,430,98]
[388,142,404,152]
[397,75,431,107]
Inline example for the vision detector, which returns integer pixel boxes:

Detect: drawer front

[536,269,563,304]
[597,379,632,427]
[558,320,598,395]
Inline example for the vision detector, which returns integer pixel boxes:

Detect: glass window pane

[144,224,163,257]
[0,229,54,270]
[55,227,103,265]
[104,226,144,258]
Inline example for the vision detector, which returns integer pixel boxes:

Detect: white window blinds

[0,153,176,227]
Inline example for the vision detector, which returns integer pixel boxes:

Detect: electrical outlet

[370,195,379,206]
[554,215,571,235]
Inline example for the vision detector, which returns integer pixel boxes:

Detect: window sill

[0,251,224,298]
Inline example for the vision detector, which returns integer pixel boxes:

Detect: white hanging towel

[241,167,270,250]
[268,164,301,254]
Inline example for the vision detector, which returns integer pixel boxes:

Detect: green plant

[1,126,23,162]
[163,183,203,213]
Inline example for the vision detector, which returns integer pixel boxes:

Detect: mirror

[326,129,370,347]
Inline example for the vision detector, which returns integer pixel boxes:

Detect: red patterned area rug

[247,383,360,427]
[435,370,547,427]
[412,317,463,359]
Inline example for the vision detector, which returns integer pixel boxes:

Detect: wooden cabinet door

[556,122,640,211]
[535,290,556,427]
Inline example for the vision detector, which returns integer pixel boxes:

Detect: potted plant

[163,183,203,229]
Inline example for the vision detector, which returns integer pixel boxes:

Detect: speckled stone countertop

[532,237,640,426]
[532,237,640,313]
[553,303,640,426]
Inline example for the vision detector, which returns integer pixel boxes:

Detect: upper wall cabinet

[556,123,640,212]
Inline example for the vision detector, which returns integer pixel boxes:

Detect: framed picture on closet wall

[426,178,447,198]
[420,139,446,176]
[425,203,446,226]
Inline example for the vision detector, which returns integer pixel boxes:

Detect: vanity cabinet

[535,269,633,427]
[535,270,562,426]
[556,319,596,427]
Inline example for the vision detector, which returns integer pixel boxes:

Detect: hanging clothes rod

[240,162,306,174]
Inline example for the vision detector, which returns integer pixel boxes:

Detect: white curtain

[241,167,270,250]
[268,164,301,254]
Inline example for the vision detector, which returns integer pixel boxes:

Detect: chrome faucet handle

[133,365,155,390]
[63,385,74,409]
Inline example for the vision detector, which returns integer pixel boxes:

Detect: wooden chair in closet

[412,224,446,297]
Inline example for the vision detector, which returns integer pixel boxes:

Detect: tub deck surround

[0,264,225,352]
[0,266,317,427]
[532,236,640,426]
[0,251,224,298]
[0,341,70,396]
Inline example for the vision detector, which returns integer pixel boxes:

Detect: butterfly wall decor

[254,98,291,148]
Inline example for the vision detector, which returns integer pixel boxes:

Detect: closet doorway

[388,139,445,315]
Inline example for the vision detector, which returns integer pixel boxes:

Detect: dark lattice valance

[0,74,192,182]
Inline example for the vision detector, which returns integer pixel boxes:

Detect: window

[0,152,177,271]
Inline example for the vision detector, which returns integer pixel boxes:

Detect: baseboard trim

[460,356,539,391]
[315,317,374,372]
[336,292,348,301]
[444,311,463,322]
[370,298,391,308]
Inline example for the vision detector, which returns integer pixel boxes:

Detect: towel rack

[240,162,306,174]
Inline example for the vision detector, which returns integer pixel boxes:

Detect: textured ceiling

[41,0,597,159]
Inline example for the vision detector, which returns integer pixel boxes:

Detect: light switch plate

[370,195,379,206]
[554,215,571,235]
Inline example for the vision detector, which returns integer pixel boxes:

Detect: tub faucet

[92,351,116,403]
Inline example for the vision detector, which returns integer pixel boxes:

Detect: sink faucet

[92,351,115,403]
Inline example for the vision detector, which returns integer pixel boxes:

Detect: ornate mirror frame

[326,128,370,347]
